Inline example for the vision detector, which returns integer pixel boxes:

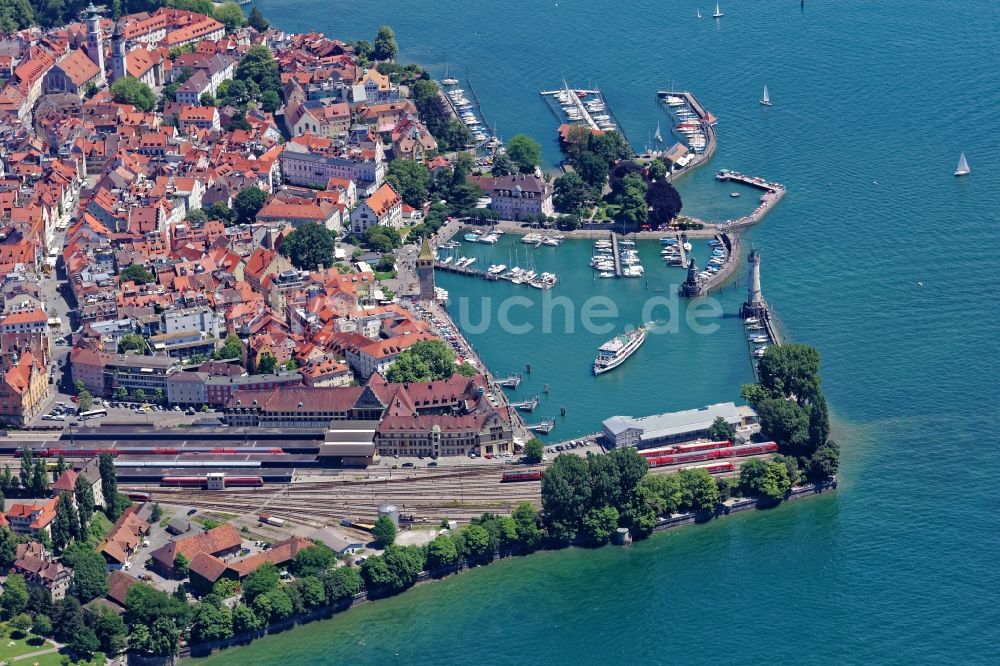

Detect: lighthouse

[741,249,766,319]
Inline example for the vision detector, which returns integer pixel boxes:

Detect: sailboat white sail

[697,8,702,19]
[760,84,772,106]
[954,152,970,177]
[442,60,458,86]
[655,122,663,143]
[713,3,724,18]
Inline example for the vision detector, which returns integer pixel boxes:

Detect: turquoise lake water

[200,1,1000,662]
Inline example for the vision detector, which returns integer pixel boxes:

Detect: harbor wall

[181,477,837,660]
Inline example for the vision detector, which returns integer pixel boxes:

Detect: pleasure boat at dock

[593,326,646,375]
[464,232,481,242]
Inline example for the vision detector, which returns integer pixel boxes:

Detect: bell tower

[416,238,435,301]
[85,2,106,86]
[111,21,128,82]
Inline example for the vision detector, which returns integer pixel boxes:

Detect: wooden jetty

[676,232,688,267]
[433,260,498,280]
[511,396,539,412]
[526,418,556,434]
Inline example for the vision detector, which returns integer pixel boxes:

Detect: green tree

[173,553,190,578]
[231,603,260,634]
[242,563,279,602]
[31,458,48,495]
[99,453,120,520]
[580,505,619,544]
[506,134,541,173]
[18,447,31,490]
[739,459,791,502]
[213,333,243,360]
[260,89,281,113]
[320,566,364,602]
[77,389,93,412]
[371,514,397,548]
[1,573,28,617]
[134,389,146,403]
[456,362,477,377]
[199,91,216,107]
[124,583,192,630]
[119,264,154,284]
[540,454,592,543]
[90,606,127,655]
[386,160,431,207]
[425,534,458,570]
[512,502,544,550]
[114,386,128,401]
[807,440,840,481]
[129,617,179,656]
[236,45,281,97]
[256,352,277,375]
[110,77,156,112]
[677,468,720,512]
[574,151,610,188]
[9,611,31,635]
[117,333,146,354]
[0,0,34,32]
[460,524,491,558]
[212,1,245,31]
[31,613,52,637]
[384,339,457,383]
[523,438,544,464]
[279,222,337,270]
[0,527,17,571]
[190,600,233,643]
[52,492,80,551]
[640,473,684,516]
[490,152,515,176]
[0,464,14,493]
[373,25,398,61]
[291,544,335,576]
[707,416,736,442]
[352,40,373,63]
[233,187,266,225]
[62,542,109,602]
[649,158,668,180]
[204,200,236,224]
[553,171,592,213]
[248,5,269,31]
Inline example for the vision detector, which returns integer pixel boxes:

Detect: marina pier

[541,84,622,137]
[714,170,786,231]
[650,90,718,181]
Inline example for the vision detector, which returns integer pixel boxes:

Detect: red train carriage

[675,440,733,454]
[126,491,152,501]
[502,470,544,483]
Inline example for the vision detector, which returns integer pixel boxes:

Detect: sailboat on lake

[713,3,723,18]
[760,84,772,106]
[654,122,663,143]
[954,152,970,177]
[697,8,702,19]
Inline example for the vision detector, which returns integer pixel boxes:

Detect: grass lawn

[85,511,114,547]
[373,270,396,281]
[19,650,105,666]
[0,627,52,661]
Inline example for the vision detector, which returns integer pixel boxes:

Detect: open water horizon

[199,1,1000,662]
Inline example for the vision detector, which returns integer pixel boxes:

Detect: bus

[77,408,108,420]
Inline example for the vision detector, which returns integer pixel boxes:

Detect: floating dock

[440,77,497,150]
[526,419,556,434]
[510,396,539,412]
[497,373,522,389]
